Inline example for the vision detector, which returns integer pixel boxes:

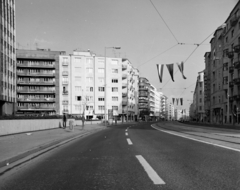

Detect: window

[98,87,105,92]
[112,69,118,73]
[226,36,228,43]
[86,77,93,83]
[112,79,118,83]
[74,57,81,63]
[213,72,215,80]
[86,86,93,92]
[75,67,81,73]
[75,86,81,91]
[86,68,93,73]
[213,84,215,92]
[63,77,68,84]
[219,96,221,103]
[112,87,118,92]
[75,105,81,111]
[98,77,104,83]
[75,96,81,101]
[199,106,202,111]
[200,90,202,95]
[86,58,93,65]
[112,106,118,110]
[98,68,104,73]
[200,98,202,103]
[86,96,93,102]
[232,30,234,38]
[112,96,118,101]
[98,106,105,110]
[75,77,81,81]
[199,82,202,87]
[98,97,104,101]
[111,60,118,65]
[86,105,93,110]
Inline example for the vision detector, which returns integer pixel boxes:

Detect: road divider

[136,155,165,185]
[151,124,240,153]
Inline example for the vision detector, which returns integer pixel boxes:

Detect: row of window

[63,77,119,83]
[74,96,119,102]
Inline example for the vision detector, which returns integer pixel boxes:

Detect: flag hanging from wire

[166,63,174,82]
[176,62,187,79]
[172,98,175,104]
[180,98,183,105]
[156,64,164,83]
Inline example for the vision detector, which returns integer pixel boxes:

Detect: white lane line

[125,132,128,136]
[127,138,133,145]
[136,155,165,185]
[151,125,240,153]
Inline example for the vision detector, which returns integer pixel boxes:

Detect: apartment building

[138,77,150,120]
[16,49,65,115]
[59,50,131,120]
[122,59,139,121]
[167,102,174,120]
[148,84,161,120]
[0,0,16,115]
[204,1,240,124]
[204,52,211,122]
[160,94,167,119]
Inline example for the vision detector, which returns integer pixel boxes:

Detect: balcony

[122,92,127,97]
[17,89,55,94]
[229,96,234,102]
[62,100,69,105]
[139,92,148,97]
[17,62,55,68]
[227,51,234,59]
[122,74,127,79]
[63,91,68,95]
[233,95,240,100]
[122,100,127,105]
[62,62,69,66]
[234,44,240,53]
[139,87,148,91]
[18,105,55,110]
[62,81,68,84]
[229,81,234,87]
[122,83,127,88]
[17,71,55,77]
[230,16,239,26]
[229,65,234,73]
[17,98,55,102]
[62,71,68,76]
[18,81,55,85]
[63,109,69,113]
[122,65,127,70]
[233,78,240,85]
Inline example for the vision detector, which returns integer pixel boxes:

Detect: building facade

[16,49,65,115]
[0,0,16,115]
[138,77,150,120]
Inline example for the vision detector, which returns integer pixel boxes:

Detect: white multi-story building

[148,84,161,119]
[59,50,139,120]
[167,102,174,120]
[122,59,139,121]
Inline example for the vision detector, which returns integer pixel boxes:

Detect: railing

[122,65,127,70]
[62,71,68,76]
[18,98,55,102]
[18,106,55,109]
[17,89,55,93]
[229,65,234,73]
[62,91,68,95]
[62,100,69,105]
[230,15,239,26]
[17,72,54,76]
[227,51,234,59]
[122,92,127,96]
[233,78,240,85]
[62,62,69,66]
[17,63,55,68]
[18,81,55,85]
[122,74,127,79]
[62,81,68,84]
[234,44,240,53]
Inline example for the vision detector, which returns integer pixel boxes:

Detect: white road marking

[125,129,128,132]
[136,155,165,185]
[125,132,128,136]
[127,138,133,145]
[151,125,240,153]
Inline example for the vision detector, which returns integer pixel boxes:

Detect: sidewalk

[0,124,107,168]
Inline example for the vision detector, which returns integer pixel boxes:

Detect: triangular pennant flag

[172,98,175,104]
[176,62,187,79]
[166,63,174,82]
[176,98,179,105]
[156,64,164,83]
[180,98,183,105]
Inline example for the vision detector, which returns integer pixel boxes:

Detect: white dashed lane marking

[136,155,166,185]
[127,138,133,145]
[125,132,128,136]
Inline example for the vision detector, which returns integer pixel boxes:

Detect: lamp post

[104,47,121,126]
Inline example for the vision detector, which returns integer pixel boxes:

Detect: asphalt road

[0,122,240,190]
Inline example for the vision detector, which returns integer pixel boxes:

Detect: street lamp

[104,47,121,126]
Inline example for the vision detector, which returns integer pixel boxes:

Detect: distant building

[16,49,65,115]
[0,0,16,115]
[138,77,150,120]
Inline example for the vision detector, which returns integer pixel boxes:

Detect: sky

[16,0,239,110]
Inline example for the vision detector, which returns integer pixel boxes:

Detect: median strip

[151,124,240,153]
[136,155,165,185]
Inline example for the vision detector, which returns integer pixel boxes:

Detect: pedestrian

[63,113,67,129]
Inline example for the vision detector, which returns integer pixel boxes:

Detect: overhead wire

[149,0,179,44]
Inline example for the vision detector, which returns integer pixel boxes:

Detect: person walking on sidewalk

[63,113,67,129]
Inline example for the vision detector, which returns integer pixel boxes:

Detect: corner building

[0,0,16,115]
